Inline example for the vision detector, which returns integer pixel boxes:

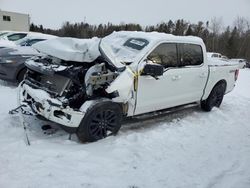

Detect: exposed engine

[24,55,119,109]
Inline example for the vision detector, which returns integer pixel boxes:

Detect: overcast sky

[0,0,249,29]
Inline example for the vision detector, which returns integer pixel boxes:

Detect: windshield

[7,33,27,42]
[100,32,149,68]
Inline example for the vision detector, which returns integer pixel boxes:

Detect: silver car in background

[0,33,57,82]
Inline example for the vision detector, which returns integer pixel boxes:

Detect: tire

[17,68,27,83]
[201,83,226,112]
[76,101,123,143]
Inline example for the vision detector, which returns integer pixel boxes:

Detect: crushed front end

[19,55,119,129]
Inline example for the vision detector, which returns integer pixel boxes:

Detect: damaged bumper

[20,83,84,128]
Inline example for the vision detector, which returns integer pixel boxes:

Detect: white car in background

[17,34,57,47]
[0,31,20,48]
[0,31,28,47]
[230,59,247,69]
[0,31,14,38]
[207,52,229,60]
[207,52,222,59]
[207,52,247,69]
[0,31,56,48]
[0,33,57,82]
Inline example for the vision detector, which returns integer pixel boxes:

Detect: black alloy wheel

[89,109,120,139]
[201,83,226,112]
[76,101,123,142]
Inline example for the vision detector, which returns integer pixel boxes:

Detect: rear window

[124,38,149,50]
[181,44,203,66]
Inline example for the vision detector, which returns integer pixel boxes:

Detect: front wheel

[76,101,123,143]
[201,83,226,112]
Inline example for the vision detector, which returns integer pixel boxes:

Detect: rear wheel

[76,101,123,142]
[201,83,226,112]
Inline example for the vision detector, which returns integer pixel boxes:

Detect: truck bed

[202,58,239,100]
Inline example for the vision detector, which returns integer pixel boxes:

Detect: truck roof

[33,31,205,68]
[110,31,204,45]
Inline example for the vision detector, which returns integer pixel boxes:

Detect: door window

[181,44,203,66]
[147,43,178,68]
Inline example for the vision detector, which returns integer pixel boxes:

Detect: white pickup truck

[19,31,239,142]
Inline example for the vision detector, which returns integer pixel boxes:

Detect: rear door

[176,43,208,102]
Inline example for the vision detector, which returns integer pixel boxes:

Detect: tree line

[30,17,250,61]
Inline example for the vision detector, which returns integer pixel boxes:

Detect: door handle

[199,72,207,78]
[172,75,181,81]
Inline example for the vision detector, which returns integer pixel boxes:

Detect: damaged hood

[32,37,101,62]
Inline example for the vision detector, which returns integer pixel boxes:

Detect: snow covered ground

[0,69,250,188]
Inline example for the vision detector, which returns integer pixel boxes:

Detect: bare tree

[210,17,224,35]
[233,16,250,35]
[209,17,223,51]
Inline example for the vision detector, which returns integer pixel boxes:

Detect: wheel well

[121,103,129,116]
[214,80,227,92]
[202,79,227,102]
[16,68,27,80]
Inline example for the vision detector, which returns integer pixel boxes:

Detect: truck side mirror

[142,63,164,77]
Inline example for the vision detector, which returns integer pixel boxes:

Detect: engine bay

[24,55,119,110]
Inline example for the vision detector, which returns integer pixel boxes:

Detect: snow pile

[0,70,250,188]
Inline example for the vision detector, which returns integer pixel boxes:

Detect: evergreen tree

[186,25,193,35]
[226,27,239,58]
[29,17,250,61]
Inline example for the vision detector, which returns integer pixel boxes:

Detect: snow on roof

[0,30,13,34]
[5,31,29,36]
[25,32,57,40]
[108,31,203,44]
[0,30,25,34]
[0,39,16,48]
